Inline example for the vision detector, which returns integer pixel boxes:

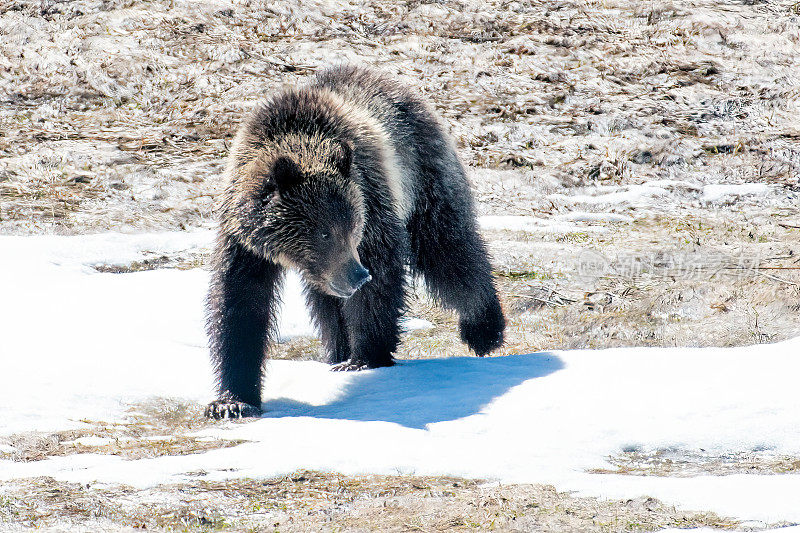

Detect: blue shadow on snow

[261,352,563,429]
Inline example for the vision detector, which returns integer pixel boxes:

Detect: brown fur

[205,65,505,418]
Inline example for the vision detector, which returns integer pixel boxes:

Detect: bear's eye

[320,232,330,240]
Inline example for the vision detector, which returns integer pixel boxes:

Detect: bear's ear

[272,156,303,194]
[330,141,352,176]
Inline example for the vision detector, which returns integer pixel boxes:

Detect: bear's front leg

[407,194,506,357]
[336,244,405,371]
[206,236,284,419]
[306,291,351,364]
[458,295,505,356]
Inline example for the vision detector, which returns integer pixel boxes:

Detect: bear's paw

[460,307,505,357]
[204,400,262,419]
[330,360,370,372]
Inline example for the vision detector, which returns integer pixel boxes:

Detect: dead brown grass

[0,398,244,462]
[591,449,800,477]
[0,471,752,532]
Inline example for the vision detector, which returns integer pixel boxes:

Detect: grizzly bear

[205,65,505,419]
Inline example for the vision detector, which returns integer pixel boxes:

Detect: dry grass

[591,449,800,477]
[0,471,753,532]
[270,336,323,361]
[0,398,244,462]
[3,0,800,529]
[2,0,799,234]
[3,0,799,350]
[93,251,207,273]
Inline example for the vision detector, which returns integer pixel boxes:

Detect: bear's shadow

[261,352,563,429]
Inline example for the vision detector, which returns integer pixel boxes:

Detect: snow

[0,229,215,274]
[479,215,609,234]
[2,231,800,526]
[549,183,671,206]
[546,181,773,210]
[702,183,771,202]
[555,212,634,224]
[0,230,425,435]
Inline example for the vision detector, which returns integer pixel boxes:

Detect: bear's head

[227,139,370,299]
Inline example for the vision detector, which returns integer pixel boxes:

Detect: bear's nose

[348,263,372,291]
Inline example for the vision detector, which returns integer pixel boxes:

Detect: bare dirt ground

[2,0,800,530]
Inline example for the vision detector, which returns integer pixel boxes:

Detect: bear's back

[312,65,437,151]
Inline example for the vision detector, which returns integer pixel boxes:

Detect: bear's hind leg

[306,291,351,364]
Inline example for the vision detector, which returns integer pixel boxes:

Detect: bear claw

[330,360,369,372]
[205,400,261,419]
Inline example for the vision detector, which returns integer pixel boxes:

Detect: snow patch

[702,183,771,202]
[479,215,608,234]
[550,184,670,206]
[555,212,634,224]
[2,232,800,525]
